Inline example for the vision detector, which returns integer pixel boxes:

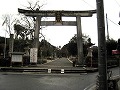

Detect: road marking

[67,58,73,63]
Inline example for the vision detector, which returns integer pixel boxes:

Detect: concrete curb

[0,67,98,74]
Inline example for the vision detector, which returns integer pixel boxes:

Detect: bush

[23,56,30,66]
[37,58,47,64]
[0,57,11,67]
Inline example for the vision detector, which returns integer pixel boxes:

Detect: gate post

[9,34,14,57]
[76,16,84,65]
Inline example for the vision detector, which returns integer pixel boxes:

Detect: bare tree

[26,0,45,10]
[2,14,17,35]
[15,0,46,40]
[14,14,35,40]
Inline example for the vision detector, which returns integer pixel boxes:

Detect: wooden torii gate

[18,8,96,65]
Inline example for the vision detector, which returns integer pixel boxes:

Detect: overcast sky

[0,0,120,47]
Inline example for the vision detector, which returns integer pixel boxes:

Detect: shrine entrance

[18,8,96,65]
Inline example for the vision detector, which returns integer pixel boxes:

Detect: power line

[82,0,120,27]
[82,0,95,9]
[107,18,120,27]
[114,0,120,8]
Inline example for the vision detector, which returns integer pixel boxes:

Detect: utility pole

[96,0,108,90]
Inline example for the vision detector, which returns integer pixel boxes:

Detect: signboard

[11,52,24,62]
[12,55,22,62]
[112,50,120,55]
[30,48,38,63]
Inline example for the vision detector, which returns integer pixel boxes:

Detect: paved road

[38,57,90,71]
[0,72,97,90]
[0,67,119,90]
[40,57,73,68]
[0,57,98,90]
[0,58,119,90]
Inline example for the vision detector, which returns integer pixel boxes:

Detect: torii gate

[18,8,96,65]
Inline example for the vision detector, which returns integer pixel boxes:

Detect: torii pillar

[30,16,41,64]
[33,16,41,49]
[76,16,83,65]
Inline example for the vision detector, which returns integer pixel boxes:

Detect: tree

[2,14,17,35]
[14,24,34,40]
[14,14,35,40]
[38,39,58,58]
[62,34,93,57]
[13,1,47,56]
[61,45,69,57]
[106,38,117,56]
[15,0,46,40]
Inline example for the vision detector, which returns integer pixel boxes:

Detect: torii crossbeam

[18,8,96,17]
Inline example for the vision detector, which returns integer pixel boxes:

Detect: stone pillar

[33,16,41,64]
[9,34,14,57]
[76,16,83,65]
[34,16,41,49]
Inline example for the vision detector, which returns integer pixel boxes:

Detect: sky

[0,0,120,47]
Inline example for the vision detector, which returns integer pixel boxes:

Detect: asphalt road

[0,67,119,90]
[0,57,119,90]
[0,72,98,90]
[41,57,73,67]
[0,57,98,90]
